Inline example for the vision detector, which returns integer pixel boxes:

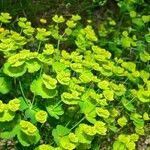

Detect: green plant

[0,12,149,150]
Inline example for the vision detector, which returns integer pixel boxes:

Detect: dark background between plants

[0,0,119,26]
[0,0,149,24]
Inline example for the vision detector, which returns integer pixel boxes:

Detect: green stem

[69,116,85,131]
[57,39,60,50]
[120,96,136,112]
[19,80,30,105]
[54,100,62,108]
[65,120,71,127]
[68,90,103,132]
[0,22,2,28]
[20,28,23,35]
[57,32,65,50]
[31,42,42,106]
[31,95,35,106]
[37,41,42,53]
[31,65,43,106]
[39,65,43,77]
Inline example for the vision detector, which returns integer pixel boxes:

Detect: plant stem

[31,65,43,106]
[31,42,43,106]
[57,39,60,50]
[54,100,62,108]
[57,32,65,50]
[69,116,85,131]
[39,65,43,77]
[37,41,42,53]
[31,95,35,105]
[65,120,71,127]
[19,80,30,105]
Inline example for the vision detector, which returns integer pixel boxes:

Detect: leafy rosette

[0,31,26,57]
[97,80,109,90]
[99,62,114,77]
[109,82,126,96]
[38,44,55,64]
[72,123,96,150]
[117,116,128,127]
[34,144,61,150]
[94,121,107,135]
[18,17,35,36]
[137,89,150,103]
[17,120,40,146]
[96,107,110,119]
[30,73,57,98]
[59,136,77,150]
[92,46,111,62]
[3,50,41,77]
[35,110,48,123]
[79,70,94,83]
[103,89,114,101]
[113,134,139,150]
[0,98,20,122]
[52,125,78,150]
[56,70,71,85]
[0,76,11,94]
[36,28,51,41]
[61,91,81,105]
[0,12,12,23]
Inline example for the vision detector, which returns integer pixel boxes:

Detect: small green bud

[117,116,128,127]
[35,110,48,123]
[130,11,136,18]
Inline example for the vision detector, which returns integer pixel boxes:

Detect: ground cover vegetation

[0,0,150,149]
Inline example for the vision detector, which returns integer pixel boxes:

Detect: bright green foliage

[59,136,76,150]
[94,121,107,135]
[140,50,150,62]
[8,98,20,112]
[52,15,65,23]
[121,31,136,48]
[117,116,128,127]
[0,98,20,122]
[34,144,56,150]
[57,70,71,85]
[103,90,114,101]
[0,12,12,23]
[145,33,150,43]
[79,100,96,123]
[0,115,20,139]
[61,91,80,105]
[35,110,48,123]
[113,133,139,150]
[98,80,109,90]
[121,98,136,112]
[137,89,150,103]
[0,11,149,149]
[46,102,64,119]
[18,17,35,36]
[52,125,70,145]
[36,28,51,41]
[17,120,40,146]
[96,107,110,118]
[0,76,11,94]
[42,74,57,89]
[143,112,150,121]
[30,76,57,99]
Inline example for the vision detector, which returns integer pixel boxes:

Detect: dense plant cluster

[0,0,149,149]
